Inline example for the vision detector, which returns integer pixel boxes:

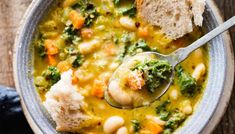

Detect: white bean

[119,16,136,30]
[103,116,125,134]
[192,63,206,81]
[146,115,166,126]
[108,80,133,106]
[181,100,193,115]
[116,127,128,134]
[183,105,193,115]
[169,89,179,100]
[78,39,101,54]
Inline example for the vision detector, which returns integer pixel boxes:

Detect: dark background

[0,0,234,133]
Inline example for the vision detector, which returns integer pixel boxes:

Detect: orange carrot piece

[145,121,163,134]
[92,79,106,98]
[69,10,85,29]
[81,28,94,39]
[126,70,145,90]
[45,39,59,55]
[138,27,149,38]
[72,75,79,85]
[57,61,71,72]
[104,43,117,56]
[48,55,57,66]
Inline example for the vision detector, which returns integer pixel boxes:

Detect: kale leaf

[122,5,137,18]
[73,1,99,27]
[131,120,141,133]
[165,110,186,130]
[127,39,151,56]
[43,66,61,85]
[156,100,171,121]
[175,66,197,97]
[62,25,81,45]
[113,0,121,6]
[72,53,84,68]
[132,60,172,93]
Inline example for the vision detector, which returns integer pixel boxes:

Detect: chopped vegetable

[81,28,93,39]
[72,53,84,68]
[113,0,121,6]
[45,40,59,55]
[165,110,186,130]
[131,120,141,133]
[72,1,99,27]
[175,66,198,97]
[92,79,106,98]
[69,10,85,29]
[132,60,172,93]
[144,120,163,134]
[127,39,151,56]
[62,25,81,45]
[57,61,71,72]
[156,100,171,121]
[43,66,61,85]
[126,70,145,90]
[122,5,137,18]
[47,55,57,66]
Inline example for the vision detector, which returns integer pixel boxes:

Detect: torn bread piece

[136,0,205,40]
[44,70,100,132]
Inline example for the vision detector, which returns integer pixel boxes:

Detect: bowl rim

[13,0,234,134]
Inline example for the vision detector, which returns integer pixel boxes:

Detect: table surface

[0,0,234,133]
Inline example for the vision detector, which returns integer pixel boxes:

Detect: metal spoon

[105,16,235,109]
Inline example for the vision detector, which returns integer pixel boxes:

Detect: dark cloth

[0,86,33,134]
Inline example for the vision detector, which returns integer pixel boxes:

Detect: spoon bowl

[105,16,235,109]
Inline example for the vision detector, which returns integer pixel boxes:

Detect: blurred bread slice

[136,0,205,39]
[44,70,100,132]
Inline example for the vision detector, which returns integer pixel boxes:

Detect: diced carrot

[45,39,59,55]
[81,28,94,39]
[72,75,79,84]
[138,27,149,38]
[57,61,71,72]
[69,10,85,29]
[126,70,145,90]
[143,121,163,134]
[92,79,106,98]
[104,43,117,56]
[48,55,57,66]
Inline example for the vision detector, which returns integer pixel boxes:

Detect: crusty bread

[136,0,205,39]
[44,70,100,132]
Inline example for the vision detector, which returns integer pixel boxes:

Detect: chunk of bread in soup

[43,70,100,132]
[136,0,205,39]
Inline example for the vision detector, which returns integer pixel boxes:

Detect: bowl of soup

[13,0,234,134]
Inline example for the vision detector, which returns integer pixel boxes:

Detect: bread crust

[136,0,205,39]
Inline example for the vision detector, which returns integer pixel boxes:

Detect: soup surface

[33,0,208,133]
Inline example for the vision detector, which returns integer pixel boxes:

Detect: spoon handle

[169,16,235,67]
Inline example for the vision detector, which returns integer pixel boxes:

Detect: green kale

[175,66,197,97]
[62,25,81,45]
[73,1,99,27]
[162,128,172,134]
[113,0,121,6]
[132,60,172,93]
[127,39,151,56]
[122,5,137,17]
[131,120,140,133]
[165,110,186,129]
[156,100,171,121]
[34,33,46,57]
[72,53,84,68]
[43,66,61,85]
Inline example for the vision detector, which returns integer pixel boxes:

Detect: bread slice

[136,0,205,39]
[44,70,100,132]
